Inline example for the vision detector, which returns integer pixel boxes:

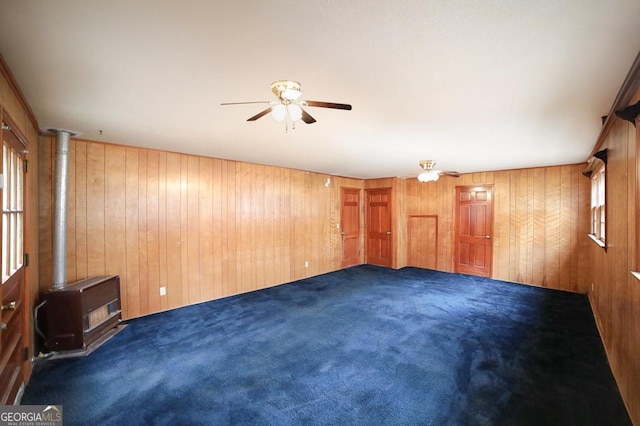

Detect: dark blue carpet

[22,265,630,425]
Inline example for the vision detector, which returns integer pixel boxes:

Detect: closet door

[365,188,392,267]
[454,185,493,277]
[340,187,360,268]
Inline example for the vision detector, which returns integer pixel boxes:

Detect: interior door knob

[386,231,392,235]
[341,232,346,235]
[485,235,491,239]
[1,322,6,331]
[1,301,16,311]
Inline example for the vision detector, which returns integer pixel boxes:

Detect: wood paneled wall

[587,92,640,423]
[38,137,363,319]
[401,164,591,292]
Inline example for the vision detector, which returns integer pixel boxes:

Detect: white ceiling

[1,1,639,179]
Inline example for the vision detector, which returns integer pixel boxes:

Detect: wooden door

[0,118,28,405]
[365,188,392,267]
[340,187,360,268]
[454,185,493,277]
[408,215,438,269]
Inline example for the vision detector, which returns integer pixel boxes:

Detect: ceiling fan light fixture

[415,159,459,182]
[282,88,302,101]
[287,104,302,121]
[272,104,287,121]
[271,80,302,101]
[418,171,440,182]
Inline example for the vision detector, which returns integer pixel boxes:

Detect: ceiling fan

[417,160,460,182]
[221,80,352,126]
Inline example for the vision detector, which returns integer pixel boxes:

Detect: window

[589,163,606,248]
[1,127,25,283]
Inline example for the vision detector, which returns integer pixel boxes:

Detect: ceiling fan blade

[439,171,461,178]
[221,101,271,105]
[300,107,317,124]
[247,107,273,121]
[304,100,352,110]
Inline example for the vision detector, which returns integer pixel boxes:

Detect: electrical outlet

[304,261,309,268]
[160,286,167,296]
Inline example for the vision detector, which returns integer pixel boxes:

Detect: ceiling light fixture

[272,80,302,101]
[272,104,287,121]
[287,104,302,122]
[270,81,303,123]
[417,170,440,182]
[416,160,461,182]
[418,160,439,182]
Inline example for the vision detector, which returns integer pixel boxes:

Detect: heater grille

[87,301,118,331]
